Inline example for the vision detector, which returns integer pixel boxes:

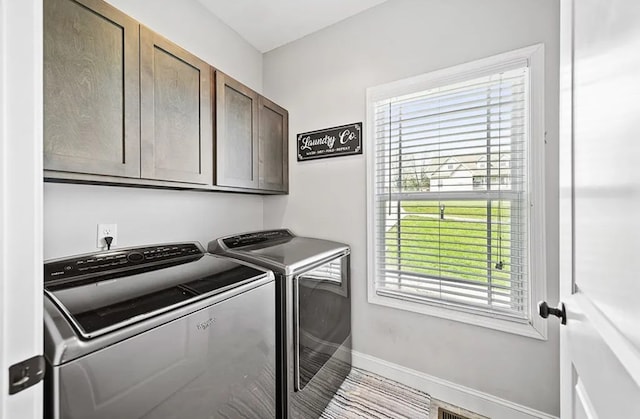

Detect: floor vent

[439,408,471,419]
[430,399,488,419]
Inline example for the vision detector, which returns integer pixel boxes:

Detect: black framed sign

[297,122,362,161]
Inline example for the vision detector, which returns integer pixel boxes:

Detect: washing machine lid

[208,230,350,275]
[44,243,268,340]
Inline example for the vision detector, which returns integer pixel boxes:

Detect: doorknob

[538,301,566,325]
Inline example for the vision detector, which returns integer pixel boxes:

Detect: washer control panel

[44,243,203,284]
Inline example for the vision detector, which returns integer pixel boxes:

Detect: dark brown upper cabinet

[44,0,140,178]
[215,72,260,189]
[216,72,289,193]
[258,96,289,193]
[44,0,287,193]
[139,27,212,184]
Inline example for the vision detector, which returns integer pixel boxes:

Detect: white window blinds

[372,66,530,322]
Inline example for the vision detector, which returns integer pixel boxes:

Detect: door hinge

[8,355,45,395]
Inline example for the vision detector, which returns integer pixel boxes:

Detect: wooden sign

[297,122,362,161]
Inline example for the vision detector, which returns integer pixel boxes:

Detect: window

[472,175,487,190]
[366,45,546,338]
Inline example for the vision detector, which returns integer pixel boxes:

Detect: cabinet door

[216,72,259,189]
[140,27,212,184]
[44,0,140,177]
[258,96,289,192]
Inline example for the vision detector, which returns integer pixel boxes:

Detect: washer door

[293,255,350,391]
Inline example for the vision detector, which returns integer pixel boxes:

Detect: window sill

[368,289,548,340]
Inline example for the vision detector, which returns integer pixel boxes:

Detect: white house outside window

[366,45,547,338]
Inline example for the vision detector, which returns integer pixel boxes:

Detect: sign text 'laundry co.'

[297,122,362,161]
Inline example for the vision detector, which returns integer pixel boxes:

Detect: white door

[558,0,640,417]
[0,0,44,418]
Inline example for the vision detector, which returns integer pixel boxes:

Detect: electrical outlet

[97,224,118,249]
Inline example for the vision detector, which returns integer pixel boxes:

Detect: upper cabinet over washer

[139,27,212,185]
[43,0,288,194]
[44,0,140,178]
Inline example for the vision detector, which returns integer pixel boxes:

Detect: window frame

[365,44,547,339]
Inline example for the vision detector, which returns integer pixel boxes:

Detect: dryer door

[293,254,350,391]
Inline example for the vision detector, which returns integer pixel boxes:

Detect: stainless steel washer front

[44,242,276,419]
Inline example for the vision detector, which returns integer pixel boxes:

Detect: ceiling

[197,0,388,53]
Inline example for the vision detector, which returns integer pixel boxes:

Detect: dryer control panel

[222,229,293,249]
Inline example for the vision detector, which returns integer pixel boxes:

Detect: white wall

[44,184,263,259]
[263,0,560,415]
[44,0,265,259]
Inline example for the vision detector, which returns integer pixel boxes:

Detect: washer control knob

[127,252,144,263]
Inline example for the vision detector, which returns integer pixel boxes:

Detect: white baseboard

[351,351,558,419]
